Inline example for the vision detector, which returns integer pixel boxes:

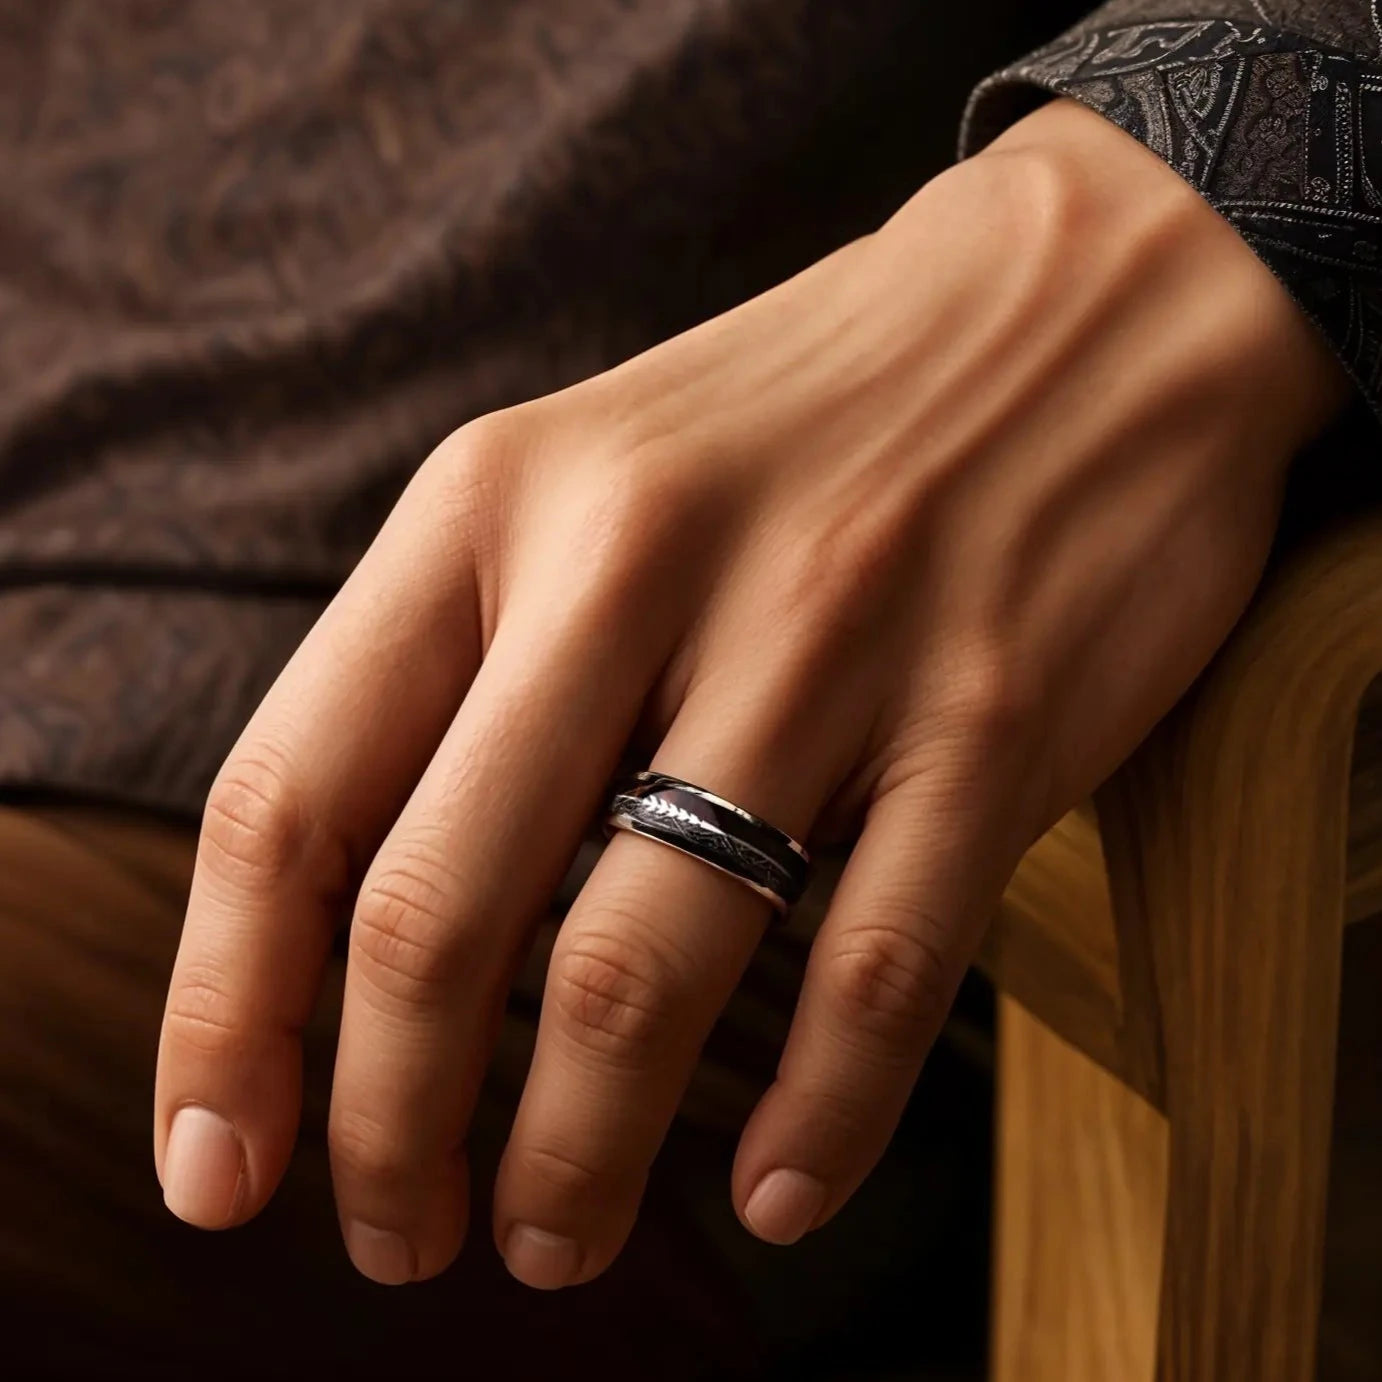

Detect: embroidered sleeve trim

[961,19,1382,424]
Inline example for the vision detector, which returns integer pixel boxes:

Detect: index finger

[154,439,490,1228]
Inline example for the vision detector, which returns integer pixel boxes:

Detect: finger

[492,671,844,1290]
[154,423,504,1229]
[731,772,1015,1245]
[327,538,692,1286]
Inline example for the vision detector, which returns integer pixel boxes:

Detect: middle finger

[328,560,680,1284]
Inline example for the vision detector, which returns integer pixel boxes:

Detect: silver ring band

[603,771,810,913]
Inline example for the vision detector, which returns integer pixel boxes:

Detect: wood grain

[1345,679,1382,924]
[984,802,1162,1107]
[992,997,1166,1382]
[1103,516,1382,1382]
[988,512,1382,1382]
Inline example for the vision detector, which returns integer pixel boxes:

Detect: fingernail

[162,1105,245,1228]
[345,1221,416,1286]
[744,1168,827,1245]
[503,1224,582,1290]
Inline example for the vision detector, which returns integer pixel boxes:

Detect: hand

[154,97,1348,1289]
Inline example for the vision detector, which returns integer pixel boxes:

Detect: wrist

[886,97,1351,465]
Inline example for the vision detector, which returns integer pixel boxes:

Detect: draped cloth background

[0,0,1060,815]
[5,3,1382,1376]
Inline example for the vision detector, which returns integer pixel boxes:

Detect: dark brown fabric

[4,3,1382,821]
[0,0,1047,819]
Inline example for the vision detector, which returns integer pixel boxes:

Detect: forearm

[963,3,1382,429]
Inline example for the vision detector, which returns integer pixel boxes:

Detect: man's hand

[153,98,1348,1289]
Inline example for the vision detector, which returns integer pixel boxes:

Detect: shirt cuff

[959,18,1382,427]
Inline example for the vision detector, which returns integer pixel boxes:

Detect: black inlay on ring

[605,772,809,910]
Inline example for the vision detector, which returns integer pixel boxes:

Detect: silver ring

[603,771,810,913]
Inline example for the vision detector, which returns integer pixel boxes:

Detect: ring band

[603,771,810,913]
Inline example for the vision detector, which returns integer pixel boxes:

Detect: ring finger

[492,659,861,1289]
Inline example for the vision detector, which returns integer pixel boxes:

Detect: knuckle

[424,412,526,574]
[433,410,527,485]
[824,920,954,1045]
[763,510,905,641]
[329,1105,412,1190]
[569,449,706,589]
[796,1077,882,1146]
[578,490,662,586]
[162,967,247,1056]
[200,745,305,887]
[942,640,1038,755]
[512,1139,624,1199]
[549,926,677,1064]
[808,516,899,599]
[350,842,467,1004]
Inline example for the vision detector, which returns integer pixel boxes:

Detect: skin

[153,97,1350,1291]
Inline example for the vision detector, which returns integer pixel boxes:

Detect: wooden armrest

[983,510,1382,1108]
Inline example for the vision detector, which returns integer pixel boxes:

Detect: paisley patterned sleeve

[960,2,1382,422]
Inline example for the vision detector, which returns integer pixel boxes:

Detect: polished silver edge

[626,771,810,863]
[608,793,796,888]
[605,810,790,912]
